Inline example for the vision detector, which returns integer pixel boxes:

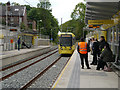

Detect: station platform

[52,50,118,88]
[0,46,54,68]
[0,46,50,57]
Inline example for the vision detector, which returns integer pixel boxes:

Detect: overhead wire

[23,0,35,7]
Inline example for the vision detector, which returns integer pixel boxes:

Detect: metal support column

[117,2,120,89]
[107,28,111,43]
[118,23,120,59]
[112,26,115,54]
[115,25,119,58]
[118,23,120,90]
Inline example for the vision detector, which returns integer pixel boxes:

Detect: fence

[39,34,49,39]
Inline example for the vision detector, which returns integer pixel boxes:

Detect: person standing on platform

[18,37,21,51]
[89,38,93,54]
[77,38,91,69]
[99,36,107,53]
[96,39,101,57]
[91,38,100,65]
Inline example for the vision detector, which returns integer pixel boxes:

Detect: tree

[61,19,84,40]
[37,0,51,10]
[71,2,86,21]
[0,1,59,42]
[28,7,59,41]
[71,2,86,39]
[20,22,26,30]
[12,2,20,6]
[22,5,32,14]
[0,2,6,6]
[61,2,86,40]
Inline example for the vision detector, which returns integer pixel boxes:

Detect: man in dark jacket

[99,36,106,51]
[91,38,100,65]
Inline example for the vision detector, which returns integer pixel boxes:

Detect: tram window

[72,37,76,45]
[59,37,72,46]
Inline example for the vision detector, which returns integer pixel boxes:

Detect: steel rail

[50,57,70,88]
[20,56,62,90]
[0,48,57,71]
[0,50,58,81]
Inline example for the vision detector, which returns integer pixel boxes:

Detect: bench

[104,55,120,72]
[110,54,120,70]
[111,60,120,70]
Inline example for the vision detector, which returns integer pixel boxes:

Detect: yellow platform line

[52,51,75,88]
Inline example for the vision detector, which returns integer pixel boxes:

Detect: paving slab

[53,50,118,88]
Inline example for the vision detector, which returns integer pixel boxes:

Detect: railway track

[50,57,70,88]
[1,49,71,89]
[0,49,58,81]
[0,48,57,72]
[27,56,70,88]
[20,56,62,90]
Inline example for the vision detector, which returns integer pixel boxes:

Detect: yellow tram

[58,32,76,55]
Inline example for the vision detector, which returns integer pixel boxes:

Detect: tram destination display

[61,34,72,37]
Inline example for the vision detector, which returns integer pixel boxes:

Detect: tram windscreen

[59,35,72,46]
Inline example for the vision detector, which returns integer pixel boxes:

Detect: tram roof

[85,0,120,24]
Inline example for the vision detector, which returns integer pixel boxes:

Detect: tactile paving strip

[67,53,80,88]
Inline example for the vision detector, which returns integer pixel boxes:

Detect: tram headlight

[61,47,63,50]
[69,47,72,50]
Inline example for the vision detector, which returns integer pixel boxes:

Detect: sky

[0,0,85,25]
[86,0,120,2]
[50,0,85,24]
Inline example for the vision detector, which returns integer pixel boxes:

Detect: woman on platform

[96,43,113,70]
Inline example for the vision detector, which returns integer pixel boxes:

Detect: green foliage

[37,1,51,10]
[0,1,59,42]
[61,2,86,40]
[20,22,26,30]
[12,2,20,6]
[71,2,86,21]
[22,5,32,14]
[61,19,85,40]
[1,19,6,25]
[0,2,6,6]
[0,2,20,6]
[28,7,59,41]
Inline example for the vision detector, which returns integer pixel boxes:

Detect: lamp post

[51,29,52,45]
[39,20,42,38]
[5,4,8,51]
[51,29,52,39]
[61,18,62,32]
[37,20,42,38]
